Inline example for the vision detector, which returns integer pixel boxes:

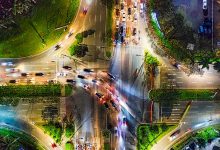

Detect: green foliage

[65,84,73,96]
[149,89,215,101]
[144,51,159,66]
[137,124,175,150]
[65,124,75,138]
[0,128,44,150]
[0,0,80,58]
[43,122,63,144]
[75,33,83,43]
[196,127,218,142]
[104,143,111,150]
[0,84,61,97]
[65,142,74,150]
[105,50,112,58]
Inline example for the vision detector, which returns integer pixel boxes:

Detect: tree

[213,61,220,72]
[199,57,211,69]
[65,142,74,150]
[75,33,83,43]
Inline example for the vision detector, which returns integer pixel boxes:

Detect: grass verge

[137,123,176,150]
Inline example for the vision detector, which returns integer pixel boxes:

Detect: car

[110,100,117,108]
[83,7,88,15]
[121,3,124,10]
[132,28,137,36]
[107,73,116,80]
[121,36,124,43]
[120,26,124,34]
[115,0,119,5]
[116,20,120,28]
[63,66,72,70]
[35,72,44,76]
[47,79,56,84]
[27,78,35,84]
[77,75,85,79]
[122,116,127,125]
[1,62,14,66]
[21,73,29,77]
[115,9,120,16]
[95,92,103,99]
[114,127,118,135]
[51,143,57,148]
[83,84,90,91]
[92,79,97,83]
[133,1,137,8]
[5,68,20,73]
[57,72,67,77]
[128,7,131,15]
[122,16,126,22]
[55,44,61,50]
[83,68,93,73]
[66,79,76,83]
[116,9,120,16]
[104,103,109,109]
[9,80,17,83]
[169,129,180,141]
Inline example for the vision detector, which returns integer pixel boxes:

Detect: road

[152,101,220,150]
[0,105,60,150]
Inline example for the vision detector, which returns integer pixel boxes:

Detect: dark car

[120,26,124,34]
[95,93,103,99]
[66,79,76,83]
[121,3,124,10]
[122,116,127,125]
[107,73,116,80]
[132,28,137,36]
[104,103,109,109]
[35,72,44,76]
[115,0,119,5]
[63,66,72,70]
[116,9,120,16]
[77,75,85,79]
[9,80,16,83]
[21,73,28,77]
[110,100,117,108]
[55,44,61,50]
[83,68,93,73]
[121,36,124,43]
[128,7,131,15]
[92,79,97,83]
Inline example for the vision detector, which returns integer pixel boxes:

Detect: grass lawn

[0,0,79,58]
[149,89,216,101]
[137,124,176,150]
[0,127,44,150]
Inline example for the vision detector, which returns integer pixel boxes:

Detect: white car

[116,20,120,28]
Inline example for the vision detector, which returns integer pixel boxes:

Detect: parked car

[35,72,44,76]
[21,73,29,77]
[116,9,120,16]
[83,68,93,73]
[66,79,76,83]
[63,66,72,70]
[9,80,17,83]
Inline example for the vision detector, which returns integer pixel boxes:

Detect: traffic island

[137,123,176,150]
